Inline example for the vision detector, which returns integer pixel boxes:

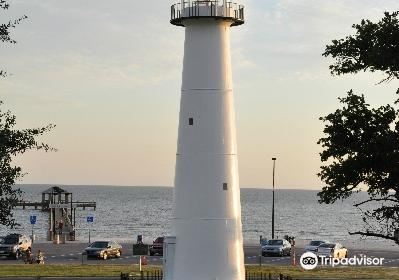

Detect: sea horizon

[15,184,324,191]
[3,185,397,251]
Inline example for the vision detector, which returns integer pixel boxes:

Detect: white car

[304,240,328,252]
[262,239,291,257]
[0,234,32,259]
[317,243,348,259]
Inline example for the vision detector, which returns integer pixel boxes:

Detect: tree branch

[349,231,398,242]
[353,197,399,207]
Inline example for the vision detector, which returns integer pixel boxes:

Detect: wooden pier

[15,201,96,210]
[14,186,96,241]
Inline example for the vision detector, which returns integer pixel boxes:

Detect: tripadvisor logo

[300,252,384,270]
[300,252,318,270]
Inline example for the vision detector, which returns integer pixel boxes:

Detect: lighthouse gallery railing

[171,1,244,26]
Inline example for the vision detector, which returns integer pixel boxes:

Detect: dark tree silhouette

[1,0,27,77]
[318,91,399,243]
[0,103,55,227]
[323,11,399,83]
[1,0,55,227]
[319,11,399,244]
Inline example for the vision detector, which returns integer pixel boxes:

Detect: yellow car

[84,241,122,260]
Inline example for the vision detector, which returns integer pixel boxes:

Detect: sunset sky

[1,0,398,189]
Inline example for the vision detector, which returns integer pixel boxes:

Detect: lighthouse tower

[170,1,245,280]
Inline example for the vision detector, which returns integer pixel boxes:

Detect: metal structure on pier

[14,186,96,241]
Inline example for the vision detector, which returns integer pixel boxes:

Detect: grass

[0,264,398,279]
[247,265,399,279]
[0,264,149,277]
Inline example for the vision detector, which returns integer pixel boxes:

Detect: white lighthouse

[170,1,245,280]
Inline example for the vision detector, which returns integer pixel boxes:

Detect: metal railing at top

[171,1,244,25]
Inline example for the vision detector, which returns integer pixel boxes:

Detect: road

[0,243,398,267]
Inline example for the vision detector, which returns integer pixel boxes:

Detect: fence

[121,271,163,280]
[120,271,294,280]
[245,272,294,280]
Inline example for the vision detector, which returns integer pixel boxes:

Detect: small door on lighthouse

[163,236,176,280]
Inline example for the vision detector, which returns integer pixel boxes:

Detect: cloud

[232,0,399,82]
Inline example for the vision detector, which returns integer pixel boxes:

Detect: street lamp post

[272,157,276,239]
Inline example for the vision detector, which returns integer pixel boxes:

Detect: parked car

[84,241,122,260]
[317,243,348,259]
[304,240,329,252]
[149,237,164,256]
[262,239,291,257]
[0,234,31,259]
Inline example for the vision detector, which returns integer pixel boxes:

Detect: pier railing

[14,200,96,210]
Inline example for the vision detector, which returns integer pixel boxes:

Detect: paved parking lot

[1,243,398,267]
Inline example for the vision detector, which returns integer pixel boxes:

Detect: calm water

[0,185,396,249]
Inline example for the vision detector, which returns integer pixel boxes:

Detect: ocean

[1,185,397,250]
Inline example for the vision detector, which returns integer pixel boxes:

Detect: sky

[1,0,398,189]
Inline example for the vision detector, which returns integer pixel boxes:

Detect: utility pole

[272,157,276,239]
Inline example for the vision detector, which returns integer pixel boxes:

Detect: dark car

[0,234,32,259]
[149,237,164,256]
[84,241,122,260]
